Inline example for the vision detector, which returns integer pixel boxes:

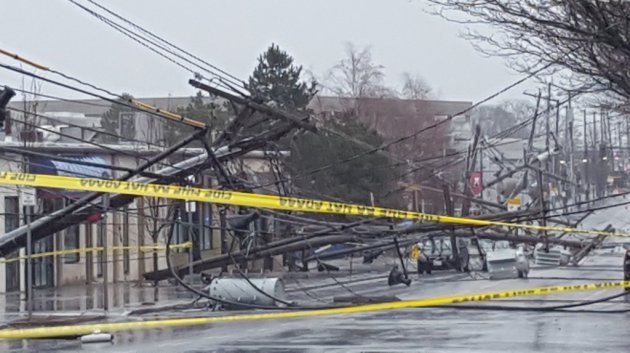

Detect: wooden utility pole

[546,84,552,170]
[462,125,481,216]
[583,110,590,206]
[537,167,549,251]
[545,84,552,208]
[567,113,577,204]
[508,91,541,201]
[568,109,575,206]
[137,197,145,285]
[442,184,460,270]
[592,111,598,148]
[479,147,484,201]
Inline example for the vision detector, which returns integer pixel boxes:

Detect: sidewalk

[0,282,195,325]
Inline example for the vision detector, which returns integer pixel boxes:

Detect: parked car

[486,246,529,279]
[624,248,630,290]
[416,237,455,274]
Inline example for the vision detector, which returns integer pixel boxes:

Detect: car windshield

[421,239,435,254]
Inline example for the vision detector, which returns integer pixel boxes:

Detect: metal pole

[198,200,204,258]
[479,147,484,201]
[392,237,409,281]
[186,207,193,279]
[537,167,548,251]
[546,84,551,158]
[101,193,110,312]
[26,205,32,319]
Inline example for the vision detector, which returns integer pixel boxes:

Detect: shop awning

[29,156,112,199]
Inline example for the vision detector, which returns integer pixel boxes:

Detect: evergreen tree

[246,43,317,111]
[164,91,228,146]
[288,116,400,206]
[246,43,400,206]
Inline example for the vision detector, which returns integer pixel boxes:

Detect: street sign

[506,198,521,212]
[469,171,483,197]
[20,187,36,207]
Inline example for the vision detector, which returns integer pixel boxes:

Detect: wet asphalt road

[2,250,629,352]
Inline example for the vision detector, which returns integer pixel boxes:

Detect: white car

[486,247,529,279]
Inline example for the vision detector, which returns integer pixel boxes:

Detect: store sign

[506,198,521,212]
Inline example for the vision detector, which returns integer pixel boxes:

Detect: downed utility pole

[146,217,375,281]
[443,184,460,270]
[189,79,316,133]
[0,129,206,256]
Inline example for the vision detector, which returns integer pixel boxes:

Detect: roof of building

[308,96,473,116]
[8,95,217,117]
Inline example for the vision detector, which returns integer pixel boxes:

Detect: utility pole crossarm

[189,79,317,133]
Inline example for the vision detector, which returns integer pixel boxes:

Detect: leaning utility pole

[583,110,590,206]
[544,83,552,209]
[568,103,575,207]
[442,184,459,270]
[537,166,548,251]
[462,125,481,216]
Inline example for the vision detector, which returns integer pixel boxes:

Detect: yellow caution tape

[0,280,627,339]
[0,242,192,264]
[0,172,623,237]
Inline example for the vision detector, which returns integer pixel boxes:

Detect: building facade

[308,96,473,213]
[0,96,278,293]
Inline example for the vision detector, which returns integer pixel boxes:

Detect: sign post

[20,187,36,319]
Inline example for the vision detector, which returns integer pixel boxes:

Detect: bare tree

[145,196,176,272]
[401,72,432,100]
[472,99,534,139]
[430,0,630,102]
[325,42,395,98]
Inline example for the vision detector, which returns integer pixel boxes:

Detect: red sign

[469,171,483,197]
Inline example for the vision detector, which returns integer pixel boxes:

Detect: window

[4,196,20,291]
[4,196,19,231]
[122,206,130,274]
[63,198,80,263]
[96,221,104,277]
[200,203,212,250]
[63,224,80,263]
[119,112,136,141]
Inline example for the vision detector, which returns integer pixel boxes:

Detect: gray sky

[0,0,538,103]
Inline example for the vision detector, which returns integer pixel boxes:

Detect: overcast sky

[0,0,538,103]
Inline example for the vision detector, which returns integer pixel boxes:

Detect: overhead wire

[1,2,357,307]
[17,0,626,312]
[64,0,559,194]
[0,61,204,130]
[6,97,173,150]
[66,0,245,96]
[81,0,244,87]
[9,86,111,108]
